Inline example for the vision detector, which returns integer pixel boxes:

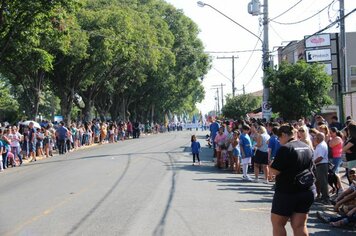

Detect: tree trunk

[151,104,155,124]
[60,87,74,126]
[120,97,126,122]
[82,98,93,122]
[32,87,40,121]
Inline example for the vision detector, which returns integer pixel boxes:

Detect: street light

[197,1,263,44]
[197,1,270,120]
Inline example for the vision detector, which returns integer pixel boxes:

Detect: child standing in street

[191,135,201,165]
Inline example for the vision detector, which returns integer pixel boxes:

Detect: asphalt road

[0,131,354,236]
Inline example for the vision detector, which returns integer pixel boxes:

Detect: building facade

[277,32,356,121]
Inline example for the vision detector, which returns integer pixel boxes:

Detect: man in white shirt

[313,132,329,204]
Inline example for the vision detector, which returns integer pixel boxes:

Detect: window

[350,66,356,77]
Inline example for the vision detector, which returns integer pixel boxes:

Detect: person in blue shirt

[268,126,281,181]
[56,121,68,155]
[240,124,253,181]
[209,120,220,158]
[0,139,4,171]
[191,135,201,165]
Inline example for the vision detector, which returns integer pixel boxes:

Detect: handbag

[294,166,315,189]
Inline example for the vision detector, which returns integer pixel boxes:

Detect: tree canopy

[265,60,333,120]
[0,0,211,123]
[222,94,261,120]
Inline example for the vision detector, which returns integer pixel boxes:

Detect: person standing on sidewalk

[254,126,270,183]
[28,122,37,162]
[56,121,68,155]
[313,132,330,204]
[210,119,220,158]
[191,135,201,165]
[9,126,23,166]
[270,124,314,236]
[240,124,253,181]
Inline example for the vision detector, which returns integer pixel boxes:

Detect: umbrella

[20,120,41,129]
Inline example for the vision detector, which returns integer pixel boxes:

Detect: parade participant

[240,125,253,181]
[270,124,314,236]
[191,135,201,165]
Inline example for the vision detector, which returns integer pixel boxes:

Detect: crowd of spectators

[208,115,356,231]
[0,119,164,172]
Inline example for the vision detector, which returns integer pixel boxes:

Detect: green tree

[265,60,333,120]
[0,1,79,119]
[222,94,261,119]
[0,75,19,121]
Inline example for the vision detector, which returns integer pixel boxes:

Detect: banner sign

[305,49,331,62]
[304,34,331,48]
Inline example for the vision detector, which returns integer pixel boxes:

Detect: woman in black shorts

[270,124,314,236]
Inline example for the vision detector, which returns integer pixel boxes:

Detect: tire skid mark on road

[66,155,132,235]
[153,152,178,236]
[4,175,98,236]
[4,156,135,236]
[4,132,189,235]
[173,209,197,236]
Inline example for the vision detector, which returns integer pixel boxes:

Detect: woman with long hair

[329,127,344,192]
[270,124,315,236]
[343,121,356,185]
[298,126,314,150]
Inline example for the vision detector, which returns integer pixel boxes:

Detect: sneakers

[242,176,253,181]
[253,177,260,183]
[316,211,330,223]
[315,198,331,205]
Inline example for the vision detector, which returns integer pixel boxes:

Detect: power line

[271,0,336,25]
[212,67,232,82]
[269,7,356,62]
[206,49,262,54]
[269,23,284,42]
[236,60,263,92]
[306,7,356,39]
[270,0,303,21]
[236,30,263,77]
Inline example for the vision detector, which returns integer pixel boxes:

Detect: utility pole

[243,84,246,95]
[212,84,226,114]
[339,0,346,123]
[217,56,238,96]
[211,87,220,115]
[248,0,270,120]
[262,0,270,121]
[221,83,225,106]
